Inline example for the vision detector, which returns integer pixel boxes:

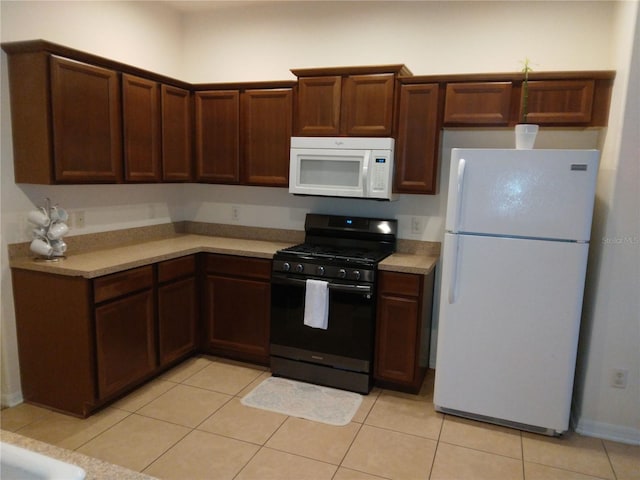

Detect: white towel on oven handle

[303,279,329,329]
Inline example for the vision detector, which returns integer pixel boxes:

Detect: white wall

[574,1,640,444]
[0,0,637,444]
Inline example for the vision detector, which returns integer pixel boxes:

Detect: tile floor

[1,355,638,480]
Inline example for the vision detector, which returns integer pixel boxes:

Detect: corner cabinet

[292,65,410,136]
[203,254,271,365]
[375,269,435,393]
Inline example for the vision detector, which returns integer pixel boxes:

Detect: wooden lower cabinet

[203,254,271,364]
[157,256,198,366]
[375,269,435,392]
[95,289,155,399]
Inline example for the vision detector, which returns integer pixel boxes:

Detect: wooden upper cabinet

[195,90,240,183]
[342,74,395,136]
[296,76,341,136]
[51,56,123,183]
[241,88,293,186]
[395,83,441,194]
[521,79,595,125]
[293,65,408,137]
[161,85,193,182]
[444,82,512,126]
[122,74,161,182]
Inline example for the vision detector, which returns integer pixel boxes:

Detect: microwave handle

[362,150,371,197]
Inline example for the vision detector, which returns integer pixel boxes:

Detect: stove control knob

[338,268,347,278]
[295,264,304,273]
[282,262,291,272]
[353,270,361,280]
[317,266,325,276]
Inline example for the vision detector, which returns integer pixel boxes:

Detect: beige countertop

[10,233,438,278]
[1,430,156,480]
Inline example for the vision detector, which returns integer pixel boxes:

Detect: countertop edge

[0,430,157,480]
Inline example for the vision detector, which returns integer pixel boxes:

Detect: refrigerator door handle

[453,158,467,232]
[448,234,461,304]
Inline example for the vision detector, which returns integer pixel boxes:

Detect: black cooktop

[278,243,392,264]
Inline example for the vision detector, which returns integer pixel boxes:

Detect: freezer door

[446,149,599,241]
[434,233,589,433]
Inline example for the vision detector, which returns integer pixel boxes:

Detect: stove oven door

[270,273,376,374]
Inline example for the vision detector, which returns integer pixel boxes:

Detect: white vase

[515,124,539,149]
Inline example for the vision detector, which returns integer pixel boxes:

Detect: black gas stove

[273,214,397,283]
[270,213,397,394]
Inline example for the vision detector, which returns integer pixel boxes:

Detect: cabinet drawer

[205,254,271,280]
[94,266,153,303]
[158,255,196,283]
[379,271,421,297]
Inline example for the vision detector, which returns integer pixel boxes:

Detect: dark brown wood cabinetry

[50,56,123,183]
[444,82,513,126]
[292,65,409,137]
[520,79,595,125]
[203,254,271,365]
[195,90,241,183]
[157,256,199,366]
[375,269,434,392]
[122,74,162,182]
[394,83,442,194]
[242,88,293,186]
[195,85,293,187]
[93,266,156,399]
[161,85,193,182]
[5,51,123,184]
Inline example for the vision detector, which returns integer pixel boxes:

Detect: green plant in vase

[521,57,533,123]
[515,57,538,149]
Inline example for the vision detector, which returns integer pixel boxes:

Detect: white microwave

[289,137,396,200]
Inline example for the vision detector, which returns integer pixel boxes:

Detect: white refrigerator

[433,148,599,436]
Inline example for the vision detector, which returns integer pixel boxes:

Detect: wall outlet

[411,216,422,235]
[74,210,86,228]
[231,205,240,222]
[611,368,629,389]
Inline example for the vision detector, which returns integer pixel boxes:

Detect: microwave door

[290,149,366,197]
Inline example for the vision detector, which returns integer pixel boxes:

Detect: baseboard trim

[1,391,23,408]
[574,417,640,445]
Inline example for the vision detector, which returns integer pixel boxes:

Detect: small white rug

[241,377,362,426]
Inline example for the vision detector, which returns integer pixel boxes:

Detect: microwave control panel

[372,156,390,191]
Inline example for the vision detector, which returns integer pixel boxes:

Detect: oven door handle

[272,275,373,295]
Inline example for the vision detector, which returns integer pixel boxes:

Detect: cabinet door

[158,277,198,366]
[95,289,156,399]
[205,274,270,364]
[50,56,122,183]
[444,82,512,126]
[161,85,193,182]
[195,90,240,183]
[375,293,419,384]
[342,73,395,136]
[521,80,595,124]
[122,74,161,182]
[296,76,341,136]
[395,83,441,194]
[241,88,292,186]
